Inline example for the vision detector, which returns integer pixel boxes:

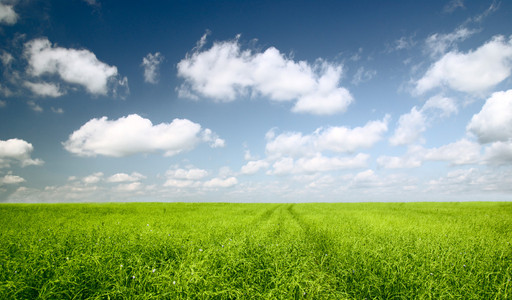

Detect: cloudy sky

[1,0,512,203]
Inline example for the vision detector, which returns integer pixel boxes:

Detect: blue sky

[1,0,512,202]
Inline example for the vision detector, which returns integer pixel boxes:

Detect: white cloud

[177,35,353,115]
[82,0,99,7]
[115,182,143,192]
[378,139,481,168]
[244,150,257,161]
[416,35,512,94]
[390,95,457,146]
[83,172,103,184]
[422,94,458,117]
[389,107,426,146]
[425,27,476,57]
[394,36,415,51]
[24,81,64,97]
[483,141,512,164]
[269,153,368,175]
[163,166,237,189]
[467,89,512,144]
[203,177,238,188]
[163,179,199,188]
[0,3,18,25]
[1,51,14,66]
[27,100,43,112]
[24,38,126,96]
[0,100,6,108]
[351,67,377,85]
[377,149,423,169]
[63,114,224,157]
[316,117,389,153]
[296,153,368,173]
[351,169,380,187]
[241,160,269,175]
[0,174,25,185]
[266,116,389,158]
[166,168,208,180]
[5,179,157,203]
[141,52,164,84]
[202,128,225,148]
[423,139,481,165]
[443,0,465,13]
[51,107,64,114]
[0,138,44,168]
[107,172,146,183]
[427,167,512,195]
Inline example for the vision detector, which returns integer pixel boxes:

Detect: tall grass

[0,202,511,299]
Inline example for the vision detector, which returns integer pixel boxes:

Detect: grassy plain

[0,202,511,299]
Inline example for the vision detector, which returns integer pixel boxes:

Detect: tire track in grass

[251,204,282,226]
[287,204,332,255]
[284,204,346,297]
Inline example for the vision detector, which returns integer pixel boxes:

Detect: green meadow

[0,202,511,299]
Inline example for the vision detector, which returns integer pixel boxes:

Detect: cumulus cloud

[163,178,199,188]
[203,177,238,188]
[24,81,64,97]
[83,172,103,184]
[177,34,353,115]
[484,141,512,164]
[266,116,389,158]
[427,167,512,195]
[24,38,127,96]
[0,2,18,25]
[423,139,481,165]
[390,95,457,146]
[269,153,369,175]
[422,94,458,117]
[0,174,25,185]
[163,165,238,189]
[389,107,426,146]
[0,138,44,168]
[378,139,481,168]
[166,168,208,180]
[63,114,224,157]
[107,172,146,183]
[141,52,164,84]
[241,160,269,175]
[416,35,512,94]
[115,182,143,192]
[467,89,512,144]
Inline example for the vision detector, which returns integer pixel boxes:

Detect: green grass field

[0,202,511,299]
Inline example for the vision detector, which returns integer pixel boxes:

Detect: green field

[0,202,511,299]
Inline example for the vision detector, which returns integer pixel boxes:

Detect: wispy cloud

[141,52,164,84]
[443,0,465,13]
[27,100,43,112]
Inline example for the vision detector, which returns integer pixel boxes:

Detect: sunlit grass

[0,202,511,299]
